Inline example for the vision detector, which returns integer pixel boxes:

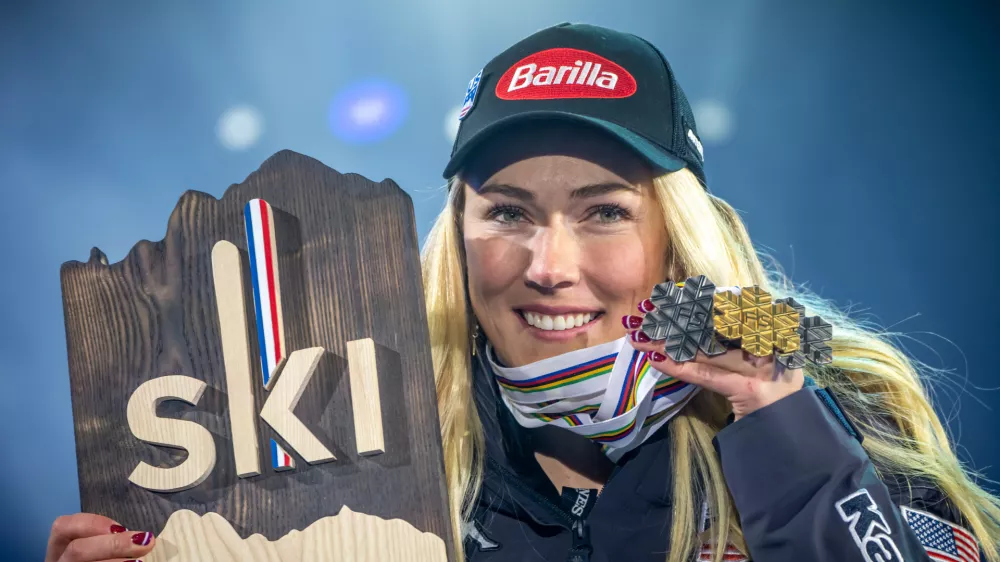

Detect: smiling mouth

[515,309,605,332]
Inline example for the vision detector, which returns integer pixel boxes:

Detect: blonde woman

[44,22,999,562]
[424,22,999,562]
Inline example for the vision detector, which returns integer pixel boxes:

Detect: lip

[515,309,604,342]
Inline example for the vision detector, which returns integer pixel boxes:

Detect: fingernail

[132,532,153,546]
[110,524,127,534]
[621,315,643,329]
[630,330,651,343]
[651,351,667,362]
[637,299,656,313]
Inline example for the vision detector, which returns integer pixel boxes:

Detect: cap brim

[442,111,688,180]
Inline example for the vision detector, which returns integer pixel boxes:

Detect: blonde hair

[420,168,1000,561]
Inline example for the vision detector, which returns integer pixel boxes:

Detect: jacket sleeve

[713,385,985,562]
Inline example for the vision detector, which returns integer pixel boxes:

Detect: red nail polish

[110,524,127,534]
[631,331,651,343]
[638,299,655,313]
[651,351,667,362]
[621,315,643,329]
[132,532,153,546]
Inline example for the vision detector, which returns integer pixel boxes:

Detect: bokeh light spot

[217,105,263,151]
[692,99,734,144]
[328,79,408,144]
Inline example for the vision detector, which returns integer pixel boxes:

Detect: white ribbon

[487,336,699,461]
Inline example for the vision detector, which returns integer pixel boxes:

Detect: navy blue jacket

[462,342,986,561]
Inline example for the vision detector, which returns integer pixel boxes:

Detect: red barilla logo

[495,48,637,100]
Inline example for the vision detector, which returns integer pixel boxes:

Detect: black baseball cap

[443,22,707,187]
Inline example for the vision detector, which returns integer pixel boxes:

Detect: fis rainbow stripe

[534,412,586,426]
[527,403,600,424]
[584,416,638,443]
[271,439,294,471]
[244,199,286,390]
[653,377,686,400]
[495,353,616,393]
[613,351,653,416]
[490,335,701,460]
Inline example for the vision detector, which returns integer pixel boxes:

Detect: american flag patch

[698,542,749,561]
[458,69,482,120]
[901,506,980,562]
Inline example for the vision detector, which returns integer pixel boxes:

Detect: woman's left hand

[622,312,805,421]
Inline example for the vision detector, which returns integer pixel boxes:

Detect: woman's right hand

[45,513,155,562]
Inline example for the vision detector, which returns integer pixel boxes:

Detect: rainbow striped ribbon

[488,336,699,461]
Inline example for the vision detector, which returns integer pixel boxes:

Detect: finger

[58,531,155,562]
[626,328,773,377]
[637,299,656,314]
[693,348,772,377]
[46,514,127,562]
[650,353,760,398]
[625,329,659,351]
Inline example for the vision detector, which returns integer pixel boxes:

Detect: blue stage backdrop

[1,0,997,560]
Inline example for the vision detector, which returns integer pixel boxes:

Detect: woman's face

[461,123,671,367]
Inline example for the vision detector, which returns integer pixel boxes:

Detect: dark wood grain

[60,150,454,559]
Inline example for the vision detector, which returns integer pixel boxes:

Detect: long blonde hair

[420,167,1000,561]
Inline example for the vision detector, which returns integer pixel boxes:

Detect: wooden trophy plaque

[59,150,455,561]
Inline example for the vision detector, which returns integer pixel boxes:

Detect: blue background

[1,0,997,559]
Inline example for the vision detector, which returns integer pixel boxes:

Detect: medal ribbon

[487,336,698,461]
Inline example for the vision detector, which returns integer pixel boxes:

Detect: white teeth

[522,311,597,331]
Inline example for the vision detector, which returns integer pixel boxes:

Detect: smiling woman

[420,22,1000,562]
[461,122,669,363]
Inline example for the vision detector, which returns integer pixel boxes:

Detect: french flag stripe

[270,439,293,470]
[244,202,268,385]
[244,199,285,389]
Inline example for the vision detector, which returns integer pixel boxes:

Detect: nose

[524,222,581,292]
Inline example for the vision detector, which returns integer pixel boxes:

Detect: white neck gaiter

[486,336,698,461]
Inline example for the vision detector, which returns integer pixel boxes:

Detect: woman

[45,22,998,562]
[423,22,1000,562]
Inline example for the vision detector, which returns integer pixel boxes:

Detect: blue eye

[483,203,632,226]
[486,204,525,224]
[592,204,632,223]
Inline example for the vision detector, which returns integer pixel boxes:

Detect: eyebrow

[477,182,637,201]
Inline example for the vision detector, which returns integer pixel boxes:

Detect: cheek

[464,236,527,301]
[583,236,667,301]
